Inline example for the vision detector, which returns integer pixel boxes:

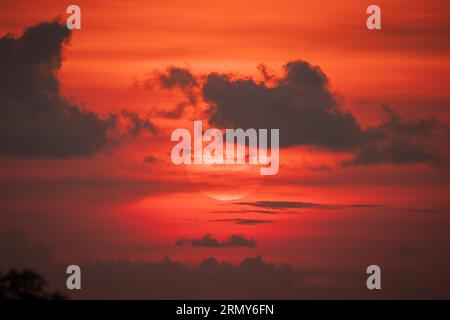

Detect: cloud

[0,21,156,158]
[175,234,256,248]
[344,106,445,166]
[142,66,199,118]
[236,201,331,209]
[235,201,384,210]
[157,61,447,166]
[3,230,449,299]
[0,231,298,299]
[157,66,198,90]
[210,218,273,225]
[209,209,276,215]
[203,60,362,150]
[118,110,157,135]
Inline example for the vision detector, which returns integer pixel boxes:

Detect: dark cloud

[256,63,276,83]
[66,255,450,299]
[159,61,447,166]
[119,110,157,135]
[0,21,156,158]
[344,106,445,166]
[143,155,157,163]
[144,66,199,119]
[203,62,446,165]
[2,230,449,299]
[209,209,276,215]
[235,201,384,210]
[0,231,299,299]
[157,66,198,90]
[203,60,362,150]
[236,201,330,209]
[175,233,256,248]
[210,218,273,225]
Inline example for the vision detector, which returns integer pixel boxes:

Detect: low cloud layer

[2,230,449,299]
[175,234,256,248]
[0,21,156,158]
[343,106,444,166]
[0,231,298,299]
[77,255,300,299]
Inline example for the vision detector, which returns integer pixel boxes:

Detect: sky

[0,0,450,299]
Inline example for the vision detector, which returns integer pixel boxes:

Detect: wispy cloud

[210,219,273,225]
[235,201,385,210]
[209,209,276,215]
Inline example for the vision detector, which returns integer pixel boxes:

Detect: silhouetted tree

[0,269,66,300]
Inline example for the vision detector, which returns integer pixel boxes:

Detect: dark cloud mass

[158,61,447,166]
[237,201,330,209]
[203,60,362,150]
[343,106,444,166]
[0,231,300,299]
[156,66,199,118]
[157,66,198,90]
[175,234,256,248]
[209,209,276,214]
[2,231,449,299]
[0,21,155,158]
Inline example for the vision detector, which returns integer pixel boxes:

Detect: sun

[185,162,265,201]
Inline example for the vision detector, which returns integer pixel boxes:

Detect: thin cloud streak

[210,218,274,225]
[234,201,385,210]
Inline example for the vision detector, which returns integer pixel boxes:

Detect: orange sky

[2,0,449,117]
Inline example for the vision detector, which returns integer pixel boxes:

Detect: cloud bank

[153,62,447,167]
[0,21,156,158]
[175,234,256,248]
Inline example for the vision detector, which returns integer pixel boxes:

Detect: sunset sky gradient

[1,0,449,299]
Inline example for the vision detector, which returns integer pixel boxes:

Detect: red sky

[1,0,449,298]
